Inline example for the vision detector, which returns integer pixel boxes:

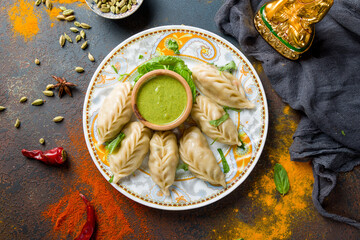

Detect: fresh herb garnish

[217,60,236,73]
[217,148,230,173]
[167,39,180,54]
[209,112,229,127]
[274,163,290,196]
[134,56,197,101]
[109,175,114,183]
[177,163,189,171]
[105,133,125,155]
[138,55,144,59]
[111,65,118,74]
[223,106,242,113]
[118,73,129,81]
[210,138,218,145]
[238,134,246,150]
[341,130,346,136]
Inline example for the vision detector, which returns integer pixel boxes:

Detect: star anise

[51,75,77,98]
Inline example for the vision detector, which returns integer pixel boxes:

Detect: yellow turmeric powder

[210,105,314,239]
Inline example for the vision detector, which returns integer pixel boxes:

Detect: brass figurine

[254,0,334,60]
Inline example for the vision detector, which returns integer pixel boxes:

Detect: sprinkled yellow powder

[53,0,86,6]
[210,105,314,240]
[46,7,62,21]
[8,0,40,41]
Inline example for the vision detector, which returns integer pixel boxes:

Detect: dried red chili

[75,194,96,240]
[21,147,66,165]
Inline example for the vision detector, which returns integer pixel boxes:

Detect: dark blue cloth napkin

[215,0,360,228]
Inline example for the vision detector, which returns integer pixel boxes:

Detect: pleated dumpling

[191,95,241,146]
[192,63,254,109]
[97,82,133,144]
[179,127,226,188]
[109,122,152,183]
[149,131,179,196]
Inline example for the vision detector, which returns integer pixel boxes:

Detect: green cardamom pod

[75,35,81,42]
[132,0,137,4]
[0,106,6,111]
[59,35,65,47]
[46,84,55,90]
[120,5,128,13]
[53,116,64,122]
[65,15,76,22]
[42,0,45,3]
[20,97,27,103]
[63,9,74,16]
[80,30,86,39]
[80,23,91,29]
[70,27,79,33]
[64,32,72,43]
[110,6,116,13]
[35,58,40,65]
[101,7,110,13]
[119,0,126,8]
[39,138,45,145]
[115,6,120,14]
[88,53,95,62]
[97,1,102,8]
[59,6,67,11]
[74,21,81,27]
[81,41,88,50]
[35,0,42,6]
[43,90,54,97]
[57,15,66,21]
[75,67,84,73]
[45,0,52,10]
[31,99,44,106]
[14,119,20,128]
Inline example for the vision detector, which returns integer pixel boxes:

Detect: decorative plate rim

[82,25,269,210]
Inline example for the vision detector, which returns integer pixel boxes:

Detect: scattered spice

[64,33,73,43]
[63,9,74,16]
[59,6,67,11]
[46,84,55,90]
[76,35,82,42]
[74,21,81,27]
[35,0,42,6]
[43,90,54,97]
[59,34,66,47]
[80,30,86,39]
[39,138,45,145]
[88,53,95,62]
[75,67,84,73]
[65,15,76,21]
[52,75,77,98]
[35,58,40,65]
[74,194,95,240]
[22,147,66,165]
[70,27,79,33]
[57,15,66,21]
[53,116,64,122]
[80,23,91,29]
[45,0,53,10]
[0,106,6,111]
[32,99,45,106]
[14,118,21,128]
[80,41,88,50]
[19,97,28,103]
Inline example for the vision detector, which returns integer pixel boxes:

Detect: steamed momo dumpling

[191,95,241,146]
[109,122,152,183]
[149,131,179,196]
[192,63,255,109]
[97,82,133,145]
[179,127,226,188]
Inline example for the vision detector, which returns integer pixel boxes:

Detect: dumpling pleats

[97,82,133,144]
[109,122,152,183]
[149,131,179,196]
[192,63,254,109]
[179,127,226,188]
[191,95,241,146]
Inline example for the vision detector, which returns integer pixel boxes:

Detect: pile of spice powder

[8,0,41,41]
[209,105,314,239]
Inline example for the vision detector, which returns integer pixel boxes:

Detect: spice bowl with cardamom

[85,0,143,19]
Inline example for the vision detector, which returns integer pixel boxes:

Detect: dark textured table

[1,0,360,239]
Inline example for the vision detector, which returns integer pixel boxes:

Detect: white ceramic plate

[82,25,268,210]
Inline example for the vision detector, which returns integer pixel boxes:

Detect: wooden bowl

[131,69,193,131]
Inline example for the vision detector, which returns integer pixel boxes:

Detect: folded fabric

[215,0,360,228]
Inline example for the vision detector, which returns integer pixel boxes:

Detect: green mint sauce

[136,75,187,125]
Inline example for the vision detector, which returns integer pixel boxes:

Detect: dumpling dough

[192,63,255,109]
[109,121,152,183]
[97,82,133,144]
[149,131,179,196]
[179,127,226,188]
[191,95,241,146]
